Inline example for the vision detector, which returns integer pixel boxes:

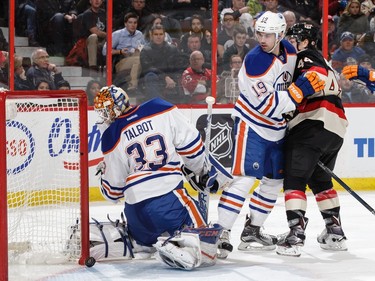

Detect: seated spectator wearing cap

[337,0,370,41]
[330,31,366,72]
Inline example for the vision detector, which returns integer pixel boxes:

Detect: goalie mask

[94,85,130,124]
[286,22,319,50]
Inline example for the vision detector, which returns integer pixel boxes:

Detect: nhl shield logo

[209,122,232,161]
[197,114,234,167]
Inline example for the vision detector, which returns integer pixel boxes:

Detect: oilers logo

[274,71,293,91]
[6,120,35,175]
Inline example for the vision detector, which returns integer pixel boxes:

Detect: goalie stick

[317,161,375,216]
[198,96,215,222]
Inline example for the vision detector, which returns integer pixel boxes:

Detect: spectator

[0,28,8,51]
[163,0,210,20]
[222,25,250,71]
[217,54,242,103]
[140,24,183,103]
[179,33,212,69]
[0,51,8,87]
[263,0,284,13]
[330,31,366,72]
[68,0,106,75]
[26,48,65,89]
[14,54,32,90]
[16,0,39,47]
[218,12,238,60]
[159,13,183,41]
[358,54,374,70]
[357,30,375,58]
[103,12,145,91]
[35,0,78,56]
[360,0,373,16]
[180,14,211,53]
[337,0,370,40]
[115,0,153,32]
[284,0,319,23]
[283,10,296,31]
[317,15,339,55]
[35,78,52,90]
[57,80,71,90]
[181,50,215,103]
[247,0,264,17]
[221,0,253,35]
[339,73,374,103]
[144,14,173,45]
[85,79,102,105]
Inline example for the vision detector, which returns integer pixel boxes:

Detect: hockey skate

[238,216,277,251]
[317,218,347,251]
[276,217,308,257]
[217,229,233,259]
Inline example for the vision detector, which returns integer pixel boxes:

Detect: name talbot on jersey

[123,120,154,141]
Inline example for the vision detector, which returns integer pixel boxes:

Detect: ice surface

[9,192,375,281]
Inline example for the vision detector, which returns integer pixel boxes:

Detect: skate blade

[217,250,230,259]
[276,245,301,257]
[319,241,348,251]
[238,241,276,251]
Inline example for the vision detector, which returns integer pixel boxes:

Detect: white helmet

[255,11,286,36]
[94,85,130,124]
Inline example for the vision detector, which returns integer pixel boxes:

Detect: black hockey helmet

[286,22,319,49]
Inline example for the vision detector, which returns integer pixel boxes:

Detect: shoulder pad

[244,46,275,77]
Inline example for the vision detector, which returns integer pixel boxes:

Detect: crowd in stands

[1,0,375,104]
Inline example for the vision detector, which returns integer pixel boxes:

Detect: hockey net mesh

[6,97,84,264]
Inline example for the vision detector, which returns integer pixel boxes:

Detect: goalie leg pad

[154,232,201,270]
[154,224,223,270]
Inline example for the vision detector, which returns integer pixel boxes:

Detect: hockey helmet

[255,11,286,37]
[94,85,130,124]
[286,22,319,49]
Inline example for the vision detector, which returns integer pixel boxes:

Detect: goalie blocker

[182,154,233,194]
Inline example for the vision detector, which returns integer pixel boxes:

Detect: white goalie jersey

[100,98,208,204]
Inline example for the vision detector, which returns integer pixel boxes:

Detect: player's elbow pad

[99,179,121,204]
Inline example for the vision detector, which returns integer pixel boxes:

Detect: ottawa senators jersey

[288,49,348,138]
[233,39,298,141]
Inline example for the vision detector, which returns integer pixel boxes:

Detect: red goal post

[0,90,90,280]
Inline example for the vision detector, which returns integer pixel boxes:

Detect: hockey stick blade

[317,161,375,216]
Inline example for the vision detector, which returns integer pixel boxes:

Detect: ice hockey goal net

[0,90,90,280]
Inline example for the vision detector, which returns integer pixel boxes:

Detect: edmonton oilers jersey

[233,39,298,141]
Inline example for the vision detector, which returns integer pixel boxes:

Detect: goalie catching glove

[287,72,325,104]
[342,65,375,93]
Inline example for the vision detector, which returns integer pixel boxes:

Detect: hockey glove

[342,65,375,82]
[342,65,375,93]
[181,165,219,194]
[287,72,325,104]
[96,161,106,176]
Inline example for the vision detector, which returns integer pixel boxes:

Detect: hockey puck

[85,257,96,267]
